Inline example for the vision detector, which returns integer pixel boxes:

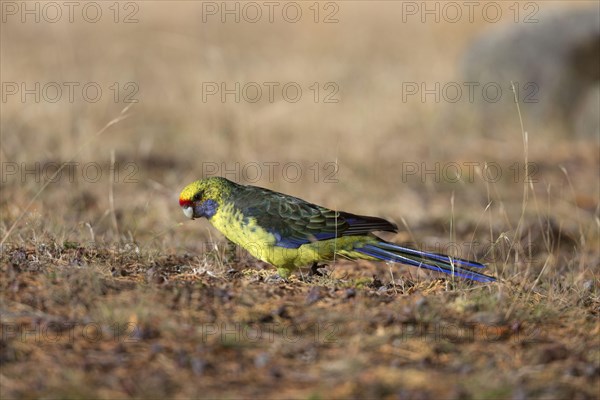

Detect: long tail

[355,240,496,283]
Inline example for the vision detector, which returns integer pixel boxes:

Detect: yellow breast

[209,203,279,264]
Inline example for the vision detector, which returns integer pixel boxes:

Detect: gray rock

[461,7,599,137]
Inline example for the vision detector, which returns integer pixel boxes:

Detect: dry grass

[1,2,599,399]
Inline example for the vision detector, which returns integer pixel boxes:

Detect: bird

[179,177,496,283]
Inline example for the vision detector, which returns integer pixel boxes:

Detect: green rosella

[179,177,496,283]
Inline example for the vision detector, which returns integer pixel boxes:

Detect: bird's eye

[192,191,203,202]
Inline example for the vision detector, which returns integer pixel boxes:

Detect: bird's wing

[230,184,397,248]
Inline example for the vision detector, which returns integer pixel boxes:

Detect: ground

[1,2,599,399]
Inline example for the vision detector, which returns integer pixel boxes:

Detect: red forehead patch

[179,198,192,207]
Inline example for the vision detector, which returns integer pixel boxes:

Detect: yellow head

[179,177,233,220]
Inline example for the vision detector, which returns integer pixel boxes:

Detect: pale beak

[182,206,194,220]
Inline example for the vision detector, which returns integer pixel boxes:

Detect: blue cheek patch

[203,199,218,218]
[194,199,218,219]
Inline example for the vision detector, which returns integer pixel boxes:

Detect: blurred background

[2,2,599,398]
[1,1,598,259]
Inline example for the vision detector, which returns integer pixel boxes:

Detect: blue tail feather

[356,241,495,283]
[375,241,486,269]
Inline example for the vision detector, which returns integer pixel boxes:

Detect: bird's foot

[265,274,288,284]
[309,262,329,277]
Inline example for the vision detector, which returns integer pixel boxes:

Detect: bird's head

[179,177,232,220]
